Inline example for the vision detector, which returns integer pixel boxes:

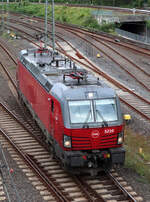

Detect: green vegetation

[124,126,150,183]
[1,1,150,183]
[0,0,149,7]
[1,0,150,33]
[0,3,116,33]
[146,20,150,28]
[60,0,149,8]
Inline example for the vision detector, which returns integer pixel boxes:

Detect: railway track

[1,17,150,125]
[8,12,150,55]
[6,18,150,96]
[56,39,150,124]
[6,14,150,60]
[0,14,150,122]
[0,175,6,201]
[0,102,142,202]
[0,102,70,202]
[17,13,150,56]
[52,23,150,94]
[54,3,150,15]
[6,17,150,78]
[0,13,147,201]
[53,21,150,54]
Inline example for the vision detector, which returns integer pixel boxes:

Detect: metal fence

[92,10,113,16]
[115,28,150,44]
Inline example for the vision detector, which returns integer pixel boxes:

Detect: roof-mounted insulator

[69,60,72,68]
[97,77,102,86]
[26,49,28,56]
[56,60,59,67]
[63,70,87,85]
[37,62,45,67]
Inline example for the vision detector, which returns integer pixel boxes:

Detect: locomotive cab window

[68,100,94,124]
[94,99,118,122]
[68,98,118,124]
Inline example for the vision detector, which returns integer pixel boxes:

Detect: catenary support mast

[44,0,48,48]
[52,0,55,55]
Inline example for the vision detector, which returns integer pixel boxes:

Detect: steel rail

[75,173,138,202]
[31,14,150,56]
[56,42,150,123]
[0,40,17,65]
[0,101,50,150]
[57,39,150,105]
[107,171,137,202]
[0,40,47,135]
[0,102,71,202]
[73,176,105,202]
[8,19,150,94]
[55,3,150,15]
[11,18,150,78]
[8,18,150,78]
[55,27,150,92]
[54,21,150,56]
[0,17,144,201]
[5,23,150,123]
[4,22,150,101]
[93,38,150,77]
[8,12,150,56]
[0,102,108,202]
[58,24,150,76]
[7,4,150,15]
[0,61,17,91]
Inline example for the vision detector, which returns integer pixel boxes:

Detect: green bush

[5,3,116,33]
[131,0,144,7]
[0,0,147,7]
[146,20,150,29]
[99,23,116,33]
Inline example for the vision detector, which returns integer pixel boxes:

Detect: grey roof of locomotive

[19,48,116,101]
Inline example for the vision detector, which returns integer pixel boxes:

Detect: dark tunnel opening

[119,21,146,35]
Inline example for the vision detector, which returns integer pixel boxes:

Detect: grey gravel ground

[1,25,150,201]
[0,147,45,202]
[0,75,46,202]
[63,32,150,201]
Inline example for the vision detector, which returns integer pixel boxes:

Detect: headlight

[64,135,72,148]
[117,132,124,144]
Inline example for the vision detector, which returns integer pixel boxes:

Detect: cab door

[50,99,55,137]
[49,99,62,144]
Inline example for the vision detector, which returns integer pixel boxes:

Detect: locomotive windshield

[94,99,117,122]
[68,100,94,124]
[68,98,118,124]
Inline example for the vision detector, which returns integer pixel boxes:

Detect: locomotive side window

[68,100,94,124]
[51,100,54,112]
[94,99,118,122]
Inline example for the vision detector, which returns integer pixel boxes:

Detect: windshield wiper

[82,110,91,128]
[96,109,108,127]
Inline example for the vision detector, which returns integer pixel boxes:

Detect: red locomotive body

[17,48,126,174]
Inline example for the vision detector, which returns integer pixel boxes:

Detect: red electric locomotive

[16,48,128,175]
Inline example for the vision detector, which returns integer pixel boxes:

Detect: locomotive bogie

[57,147,125,169]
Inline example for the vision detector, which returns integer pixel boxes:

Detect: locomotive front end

[58,85,125,174]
